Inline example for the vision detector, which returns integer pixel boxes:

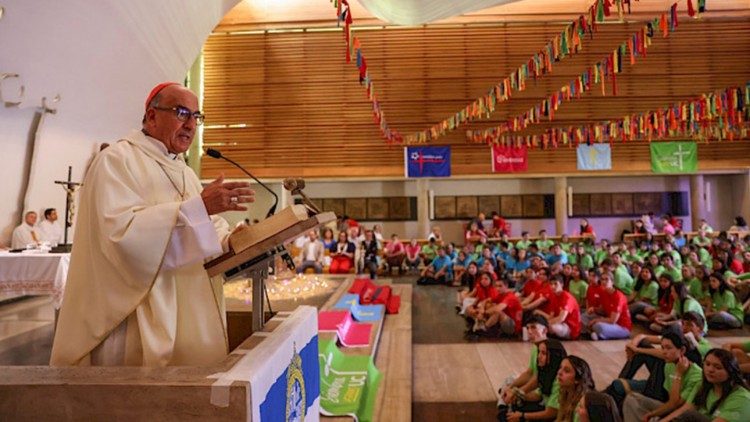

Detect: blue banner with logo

[576,144,612,171]
[405,146,451,178]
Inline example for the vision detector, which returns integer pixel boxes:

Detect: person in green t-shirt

[682,311,712,359]
[515,231,532,251]
[569,244,594,271]
[652,283,708,334]
[622,331,704,421]
[604,254,635,295]
[505,338,567,422]
[559,234,572,253]
[497,315,549,409]
[419,238,439,266]
[682,265,707,301]
[662,242,683,269]
[706,272,744,329]
[666,348,750,422]
[594,240,610,266]
[536,229,554,253]
[630,266,659,320]
[568,265,589,308]
[655,254,683,282]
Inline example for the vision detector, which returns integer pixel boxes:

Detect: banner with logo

[319,338,381,422]
[576,144,612,170]
[650,142,698,173]
[209,306,320,421]
[404,146,451,178]
[491,145,528,173]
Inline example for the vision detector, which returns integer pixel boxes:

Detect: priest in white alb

[50,83,255,367]
[37,208,64,244]
[11,211,39,249]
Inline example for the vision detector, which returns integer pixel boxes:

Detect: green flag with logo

[650,142,698,173]
[319,338,381,421]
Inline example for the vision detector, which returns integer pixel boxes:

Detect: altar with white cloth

[0,252,70,308]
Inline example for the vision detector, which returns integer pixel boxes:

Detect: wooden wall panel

[202,19,750,179]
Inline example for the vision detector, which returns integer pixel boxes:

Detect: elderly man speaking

[51,83,255,367]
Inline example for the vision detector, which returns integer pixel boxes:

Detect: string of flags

[467,0,708,144]
[331,0,708,145]
[465,83,749,148]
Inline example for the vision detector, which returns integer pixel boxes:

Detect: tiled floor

[0,295,55,366]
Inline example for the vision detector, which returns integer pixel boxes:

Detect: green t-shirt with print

[568,279,589,307]
[559,242,572,253]
[637,281,659,306]
[698,386,750,422]
[712,290,744,321]
[663,361,703,403]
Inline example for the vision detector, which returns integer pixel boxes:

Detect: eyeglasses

[152,105,205,125]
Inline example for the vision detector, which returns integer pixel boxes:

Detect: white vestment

[11,223,38,249]
[37,220,63,244]
[50,130,231,367]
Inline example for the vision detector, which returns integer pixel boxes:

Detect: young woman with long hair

[555,355,595,422]
[662,348,750,421]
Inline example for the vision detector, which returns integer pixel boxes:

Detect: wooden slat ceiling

[202,4,750,179]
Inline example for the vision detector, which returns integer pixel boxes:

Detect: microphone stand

[205,148,295,320]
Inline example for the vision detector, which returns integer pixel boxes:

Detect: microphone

[205,148,278,218]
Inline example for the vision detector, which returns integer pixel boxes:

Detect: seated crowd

[293,212,750,421]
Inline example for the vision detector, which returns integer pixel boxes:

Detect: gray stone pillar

[690,174,705,231]
[416,178,431,238]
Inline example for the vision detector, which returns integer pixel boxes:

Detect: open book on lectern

[204,204,336,278]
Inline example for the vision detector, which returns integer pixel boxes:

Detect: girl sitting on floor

[555,355,595,422]
[662,348,750,422]
[706,272,744,329]
[502,339,568,422]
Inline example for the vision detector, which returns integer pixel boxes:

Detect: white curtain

[356,0,523,25]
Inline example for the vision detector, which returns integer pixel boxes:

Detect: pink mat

[318,310,372,347]
[318,310,349,331]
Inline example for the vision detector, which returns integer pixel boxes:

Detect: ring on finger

[230,196,238,203]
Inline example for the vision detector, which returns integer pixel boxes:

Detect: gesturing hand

[201,174,255,215]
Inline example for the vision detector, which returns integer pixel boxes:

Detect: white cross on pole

[672,144,691,170]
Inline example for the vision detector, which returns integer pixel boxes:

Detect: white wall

[0,0,239,246]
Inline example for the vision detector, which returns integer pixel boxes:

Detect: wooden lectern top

[205,205,336,278]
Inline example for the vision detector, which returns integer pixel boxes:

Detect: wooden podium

[205,205,335,331]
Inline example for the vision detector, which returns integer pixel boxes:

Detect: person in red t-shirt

[484,278,523,337]
[585,271,632,340]
[521,268,552,313]
[489,211,507,237]
[583,268,604,321]
[466,272,498,331]
[534,275,581,340]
